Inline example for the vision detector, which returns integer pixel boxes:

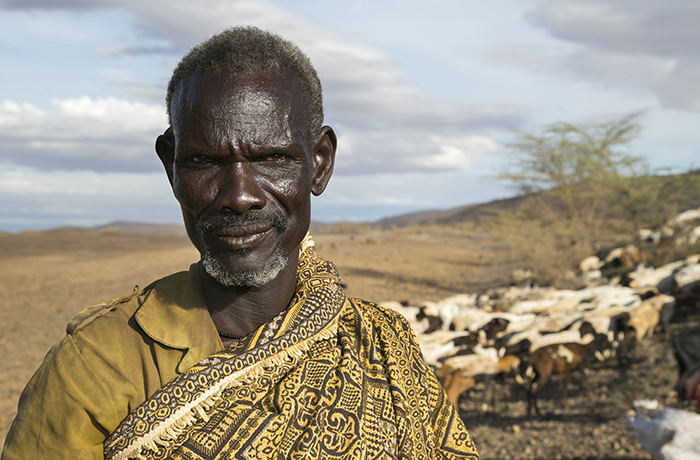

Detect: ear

[311,126,337,196]
[155,127,176,187]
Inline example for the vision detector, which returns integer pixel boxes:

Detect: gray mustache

[195,212,287,235]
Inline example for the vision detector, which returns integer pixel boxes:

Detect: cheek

[273,176,305,202]
[256,163,313,207]
[279,177,313,228]
[172,171,218,215]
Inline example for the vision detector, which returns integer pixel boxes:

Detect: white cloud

[532,0,700,56]
[330,127,503,175]
[0,164,180,231]
[0,0,524,175]
[0,100,45,126]
[0,96,166,171]
[0,165,171,197]
[654,62,700,112]
[563,50,676,87]
[493,44,676,89]
[542,2,633,34]
[53,96,163,128]
[527,0,700,112]
[414,135,500,171]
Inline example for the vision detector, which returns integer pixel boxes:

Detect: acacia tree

[501,112,648,237]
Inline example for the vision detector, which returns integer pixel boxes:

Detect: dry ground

[0,228,697,459]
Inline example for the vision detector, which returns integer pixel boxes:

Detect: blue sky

[1,0,699,232]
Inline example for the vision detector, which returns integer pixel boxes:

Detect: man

[3,27,479,459]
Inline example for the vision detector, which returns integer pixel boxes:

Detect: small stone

[512,424,521,433]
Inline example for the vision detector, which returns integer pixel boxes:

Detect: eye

[258,152,288,162]
[189,154,215,164]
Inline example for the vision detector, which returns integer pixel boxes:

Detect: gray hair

[201,248,289,288]
[166,26,323,141]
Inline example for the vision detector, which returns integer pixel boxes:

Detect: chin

[201,248,289,288]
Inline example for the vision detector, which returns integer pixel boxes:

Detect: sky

[1,0,699,232]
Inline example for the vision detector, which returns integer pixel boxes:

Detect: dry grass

[314,225,523,303]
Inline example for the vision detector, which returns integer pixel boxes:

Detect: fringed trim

[301,232,315,253]
[109,322,339,460]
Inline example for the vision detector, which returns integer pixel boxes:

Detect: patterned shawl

[104,237,479,460]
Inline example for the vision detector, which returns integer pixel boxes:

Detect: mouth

[214,227,272,249]
[196,212,287,252]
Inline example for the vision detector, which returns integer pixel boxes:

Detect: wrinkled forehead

[170,70,308,144]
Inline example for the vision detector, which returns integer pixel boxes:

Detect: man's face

[159,70,334,286]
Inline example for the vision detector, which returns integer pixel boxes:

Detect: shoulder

[58,271,191,374]
[346,297,413,330]
[65,271,189,337]
[65,287,140,335]
[4,272,196,456]
[343,297,421,353]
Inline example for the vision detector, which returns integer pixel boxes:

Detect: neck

[201,249,300,339]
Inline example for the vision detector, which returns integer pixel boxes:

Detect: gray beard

[201,248,289,288]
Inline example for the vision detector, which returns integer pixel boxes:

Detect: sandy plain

[0,228,696,459]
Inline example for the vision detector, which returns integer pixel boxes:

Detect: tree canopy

[502,112,646,195]
[493,112,700,287]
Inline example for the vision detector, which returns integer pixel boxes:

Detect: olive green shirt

[2,264,224,460]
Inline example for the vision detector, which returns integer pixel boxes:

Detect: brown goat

[439,366,476,408]
[524,342,592,416]
[438,354,521,410]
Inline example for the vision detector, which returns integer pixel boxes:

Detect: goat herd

[381,248,700,417]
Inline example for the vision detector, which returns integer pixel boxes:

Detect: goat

[644,294,676,334]
[438,366,475,409]
[575,306,634,360]
[380,302,432,335]
[438,353,521,411]
[420,340,466,368]
[627,302,660,341]
[602,245,641,270]
[450,307,491,332]
[622,294,675,344]
[415,301,444,333]
[580,256,602,273]
[500,329,593,357]
[529,331,594,353]
[523,342,593,416]
[449,331,487,356]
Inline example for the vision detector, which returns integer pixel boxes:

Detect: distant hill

[94,221,187,235]
[373,195,541,228]
[374,171,700,229]
[45,221,187,235]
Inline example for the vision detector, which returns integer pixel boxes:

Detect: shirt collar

[135,262,223,373]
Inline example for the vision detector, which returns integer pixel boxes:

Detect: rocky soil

[459,297,700,460]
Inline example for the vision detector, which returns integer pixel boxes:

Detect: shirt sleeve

[1,334,119,460]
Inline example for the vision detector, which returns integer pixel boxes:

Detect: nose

[214,161,266,214]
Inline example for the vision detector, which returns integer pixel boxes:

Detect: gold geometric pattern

[104,238,479,460]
